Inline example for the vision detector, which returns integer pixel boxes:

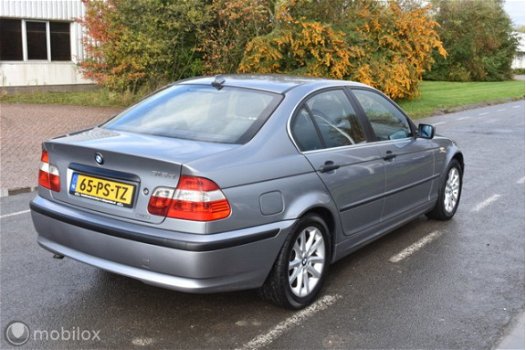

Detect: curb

[0,186,37,198]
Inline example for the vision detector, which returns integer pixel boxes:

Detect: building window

[0,18,71,61]
[0,18,23,60]
[50,22,71,61]
[26,21,47,60]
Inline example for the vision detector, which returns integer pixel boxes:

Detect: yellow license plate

[70,173,135,207]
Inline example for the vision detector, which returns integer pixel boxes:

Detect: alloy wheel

[444,167,460,213]
[288,226,326,298]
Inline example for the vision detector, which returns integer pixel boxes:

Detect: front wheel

[259,214,331,309]
[427,159,463,220]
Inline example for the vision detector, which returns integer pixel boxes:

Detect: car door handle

[319,161,340,173]
[383,151,397,161]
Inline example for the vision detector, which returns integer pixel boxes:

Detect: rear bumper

[30,196,293,293]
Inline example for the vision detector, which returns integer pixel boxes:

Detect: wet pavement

[0,101,524,349]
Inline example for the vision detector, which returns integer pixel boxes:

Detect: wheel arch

[452,152,464,173]
[297,206,339,262]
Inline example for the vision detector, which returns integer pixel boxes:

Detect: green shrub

[79,0,209,93]
[426,0,518,82]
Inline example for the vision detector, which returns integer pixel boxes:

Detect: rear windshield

[103,84,282,144]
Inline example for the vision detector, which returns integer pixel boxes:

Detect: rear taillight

[147,176,231,221]
[38,150,60,192]
[147,187,175,217]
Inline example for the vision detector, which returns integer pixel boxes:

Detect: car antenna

[211,75,225,90]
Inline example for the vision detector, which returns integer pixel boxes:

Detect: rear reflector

[147,176,231,221]
[38,150,60,192]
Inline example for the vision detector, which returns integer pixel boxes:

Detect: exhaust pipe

[53,254,64,259]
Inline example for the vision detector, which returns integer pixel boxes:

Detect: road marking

[484,118,497,123]
[432,121,446,126]
[517,177,525,185]
[471,194,501,212]
[478,112,489,116]
[389,231,442,263]
[497,109,506,112]
[457,116,472,121]
[237,294,342,350]
[0,209,30,219]
[512,105,521,109]
[131,337,155,346]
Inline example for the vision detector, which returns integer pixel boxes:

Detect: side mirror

[418,123,435,139]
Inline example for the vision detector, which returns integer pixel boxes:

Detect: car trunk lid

[45,127,236,224]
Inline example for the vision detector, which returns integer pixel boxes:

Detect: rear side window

[353,89,412,141]
[291,108,324,152]
[104,85,282,143]
[306,90,366,148]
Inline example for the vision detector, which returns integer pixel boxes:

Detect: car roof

[178,74,369,94]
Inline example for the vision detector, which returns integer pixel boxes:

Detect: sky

[503,0,525,27]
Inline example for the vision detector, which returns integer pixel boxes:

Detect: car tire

[259,214,331,309]
[427,159,463,221]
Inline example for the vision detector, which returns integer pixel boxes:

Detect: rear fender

[282,188,343,262]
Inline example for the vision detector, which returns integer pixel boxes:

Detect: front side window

[306,90,366,148]
[104,85,282,144]
[353,89,412,141]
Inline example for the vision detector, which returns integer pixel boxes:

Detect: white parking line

[471,194,501,212]
[484,118,498,123]
[457,116,472,121]
[432,121,446,126]
[131,337,155,346]
[389,231,442,263]
[517,177,525,185]
[512,105,521,109]
[478,112,489,116]
[237,294,342,350]
[497,109,506,112]
[0,209,30,219]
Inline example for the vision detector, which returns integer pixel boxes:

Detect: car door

[290,88,386,236]
[350,88,436,221]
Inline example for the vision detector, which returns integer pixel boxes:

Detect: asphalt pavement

[0,100,524,349]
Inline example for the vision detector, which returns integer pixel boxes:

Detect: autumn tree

[79,0,209,92]
[240,0,446,99]
[199,0,273,75]
[425,0,518,81]
[80,0,445,99]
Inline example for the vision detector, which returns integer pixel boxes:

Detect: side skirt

[331,200,436,263]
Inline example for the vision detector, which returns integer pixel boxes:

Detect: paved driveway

[0,104,121,195]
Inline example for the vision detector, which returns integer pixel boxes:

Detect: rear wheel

[260,214,331,309]
[427,159,463,220]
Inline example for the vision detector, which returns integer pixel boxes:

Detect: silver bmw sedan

[30,75,463,309]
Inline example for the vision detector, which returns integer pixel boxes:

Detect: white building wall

[0,62,91,86]
[0,0,93,87]
[512,32,525,70]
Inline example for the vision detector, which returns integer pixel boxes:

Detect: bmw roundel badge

[95,152,104,165]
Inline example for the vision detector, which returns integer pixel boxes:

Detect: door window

[353,90,412,141]
[306,90,366,148]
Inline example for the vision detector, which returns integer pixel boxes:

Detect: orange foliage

[240,1,446,99]
[200,0,272,74]
[240,21,364,79]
